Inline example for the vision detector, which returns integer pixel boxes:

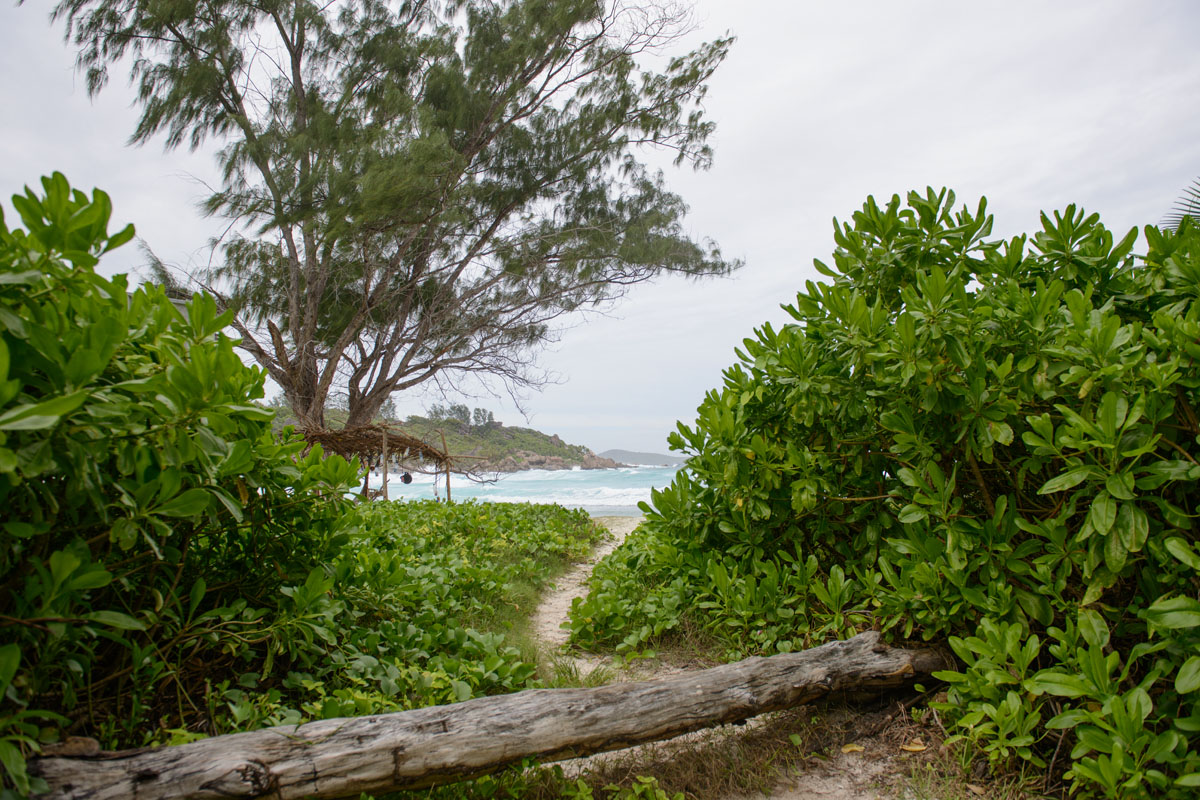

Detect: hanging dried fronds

[301,424,451,471]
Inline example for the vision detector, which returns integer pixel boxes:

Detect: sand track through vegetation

[531,515,640,676]
[527,516,951,800]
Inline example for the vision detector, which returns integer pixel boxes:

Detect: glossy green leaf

[1105,471,1135,501]
[68,567,113,591]
[0,389,89,430]
[1097,392,1127,439]
[1165,537,1200,571]
[1027,671,1090,698]
[83,610,145,630]
[153,488,211,518]
[1104,527,1128,572]
[1145,596,1200,630]
[1086,491,1116,535]
[1046,709,1092,729]
[988,420,1014,446]
[1038,465,1096,495]
[110,517,139,549]
[104,223,136,252]
[1114,502,1148,552]
[0,270,42,285]
[1176,656,1200,694]
[1078,608,1110,648]
[0,739,29,793]
[1016,590,1053,626]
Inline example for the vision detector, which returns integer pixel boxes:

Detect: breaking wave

[362,465,679,516]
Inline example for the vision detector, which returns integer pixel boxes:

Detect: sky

[4,1,1200,454]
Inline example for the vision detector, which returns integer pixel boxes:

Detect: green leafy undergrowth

[202,500,601,739]
[351,500,603,631]
[0,174,359,794]
[569,189,1200,798]
[568,517,850,659]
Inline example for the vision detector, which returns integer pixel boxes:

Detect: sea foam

[362,465,679,515]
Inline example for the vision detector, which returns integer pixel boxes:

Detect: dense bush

[211,499,602,732]
[0,174,608,797]
[570,189,1200,797]
[0,174,613,799]
[0,174,361,794]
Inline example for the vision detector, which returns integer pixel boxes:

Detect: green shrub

[0,174,620,799]
[570,189,1200,796]
[330,499,603,696]
[206,499,602,732]
[0,174,358,794]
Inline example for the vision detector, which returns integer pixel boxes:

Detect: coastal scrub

[570,188,1200,797]
[0,174,603,795]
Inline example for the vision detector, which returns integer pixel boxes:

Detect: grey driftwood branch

[32,631,950,800]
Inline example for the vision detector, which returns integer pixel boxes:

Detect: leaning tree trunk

[32,631,950,800]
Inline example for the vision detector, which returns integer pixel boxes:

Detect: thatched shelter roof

[302,424,452,470]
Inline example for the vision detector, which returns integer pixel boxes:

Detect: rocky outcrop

[481,449,623,473]
[580,451,623,469]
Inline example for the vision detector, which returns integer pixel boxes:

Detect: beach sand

[531,515,641,659]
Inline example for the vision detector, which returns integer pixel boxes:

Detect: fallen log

[32,631,949,800]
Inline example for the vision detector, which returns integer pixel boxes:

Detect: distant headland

[598,449,687,467]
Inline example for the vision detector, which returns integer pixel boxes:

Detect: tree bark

[32,631,949,800]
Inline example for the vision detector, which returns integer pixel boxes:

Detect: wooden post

[439,429,451,503]
[31,632,950,800]
[381,429,389,501]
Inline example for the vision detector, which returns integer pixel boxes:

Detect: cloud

[0,7,224,279]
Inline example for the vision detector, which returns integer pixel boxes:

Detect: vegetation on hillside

[570,189,1200,798]
[0,175,601,796]
[403,406,619,471]
[268,399,618,472]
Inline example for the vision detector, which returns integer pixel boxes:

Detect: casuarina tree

[49,0,736,427]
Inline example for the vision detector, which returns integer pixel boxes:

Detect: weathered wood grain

[32,631,949,800]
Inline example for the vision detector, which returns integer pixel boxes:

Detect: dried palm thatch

[301,424,451,471]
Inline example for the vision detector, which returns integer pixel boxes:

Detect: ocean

[362,464,680,517]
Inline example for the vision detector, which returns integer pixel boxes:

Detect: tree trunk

[287,387,325,430]
[345,391,388,429]
[286,358,326,429]
[32,632,948,800]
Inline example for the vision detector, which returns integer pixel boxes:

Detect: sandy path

[530,515,641,670]
[526,515,922,799]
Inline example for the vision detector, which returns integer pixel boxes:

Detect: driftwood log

[33,631,949,800]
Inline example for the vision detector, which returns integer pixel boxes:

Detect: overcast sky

[4,1,1200,454]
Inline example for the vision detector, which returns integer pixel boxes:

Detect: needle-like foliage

[49,0,736,426]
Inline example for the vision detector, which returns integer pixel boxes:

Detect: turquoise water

[364,464,680,517]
